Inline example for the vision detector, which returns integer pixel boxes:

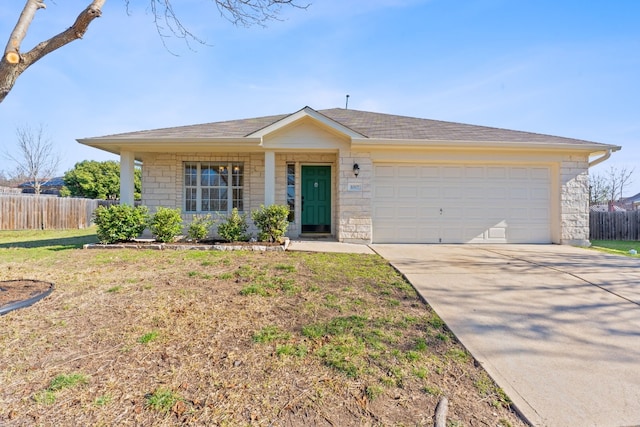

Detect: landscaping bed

[83,238,290,251]
[0,280,53,314]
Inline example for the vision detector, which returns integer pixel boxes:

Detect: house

[18,176,65,195]
[619,192,640,211]
[77,106,620,245]
[589,204,626,213]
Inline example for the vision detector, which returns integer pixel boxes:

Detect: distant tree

[0,170,27,188]
[3,124,60,195]
[590,165,634,208]
[589,173,610,205]
[0,1,306,103]
[62,160,141,200]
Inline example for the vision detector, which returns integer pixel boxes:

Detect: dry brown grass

[0,231,526,426]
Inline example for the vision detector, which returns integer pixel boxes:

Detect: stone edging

[83,238,290,252]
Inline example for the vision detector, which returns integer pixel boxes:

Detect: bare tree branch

[4,124,60,195]
[591,166,635,210]
[1,1,106,103]
[4,0,47,64]
[1,0,308,103]
[589,173,610,205]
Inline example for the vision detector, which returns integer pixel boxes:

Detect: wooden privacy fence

[590,211,640,241]
[0,195,102,230]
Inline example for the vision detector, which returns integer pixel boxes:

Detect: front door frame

[301,164,333,234]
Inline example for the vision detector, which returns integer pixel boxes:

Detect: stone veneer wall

[141,151,588,245]
[560,154,590,246]
[141,152,264,238]
[140,153,178,210]
[337,150,373,244]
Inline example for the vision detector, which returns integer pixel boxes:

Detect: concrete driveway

[371,244,640,427]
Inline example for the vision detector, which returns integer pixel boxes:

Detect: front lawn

[590,240,640,257]
[0,229,525,426]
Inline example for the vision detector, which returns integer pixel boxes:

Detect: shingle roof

[318,108,602,145]
[18,177,65,188]
[86,107,610,148]
[93,113,289,140]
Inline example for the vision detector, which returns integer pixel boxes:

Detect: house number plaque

[348,183,362,192]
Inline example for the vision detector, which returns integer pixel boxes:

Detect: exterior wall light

[353,163,360,177]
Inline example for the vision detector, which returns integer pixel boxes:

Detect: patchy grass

[33,373,89,405]
[590,240,640,257]
[0,229,526,426]
[138,331,160,344]
[145,387,182,413]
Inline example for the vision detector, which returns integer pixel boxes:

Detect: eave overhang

[76,137,263,157]
[351,137,622,154]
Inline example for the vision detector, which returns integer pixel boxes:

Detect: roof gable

[247,106,365,139]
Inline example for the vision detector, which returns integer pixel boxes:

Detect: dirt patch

[0,279,52,307]
[0,249,527,426]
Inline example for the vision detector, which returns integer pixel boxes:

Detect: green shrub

[217,208,249,242]
[149,207,183,242]
[251,204,290,243]
[93,204,149,244]
[187,214,214,242]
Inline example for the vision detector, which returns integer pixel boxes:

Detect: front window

[185,162,243,212]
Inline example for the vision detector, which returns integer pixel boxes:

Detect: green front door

[301,166,331,233]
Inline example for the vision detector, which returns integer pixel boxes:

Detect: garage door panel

[487,226,507,239]
[465,167,485,179]
[442,187,463,199]
[420,187,441,198]
[531,187,550,200]
[420,166,440,178]
[530,207,550,221]
[372,163,551,244]
[374,185,396,198]
[397,166,418,178]
[509,167,529,179]
[487,167,507,179]
[374,165,395,177]
[531,167,550,179]
[397,186,419,198]
[443,166,464,178]
[486,187,508,200]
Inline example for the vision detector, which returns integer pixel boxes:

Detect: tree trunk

[0,56,26,103]
[0,0,106,104]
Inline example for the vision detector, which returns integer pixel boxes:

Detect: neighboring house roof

[620,192,640,204]
[18,177,65,188]
[78,106,620,154]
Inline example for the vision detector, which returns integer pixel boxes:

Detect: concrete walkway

[371,244,640,427]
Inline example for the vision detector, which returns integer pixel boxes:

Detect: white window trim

[184,162,243,213]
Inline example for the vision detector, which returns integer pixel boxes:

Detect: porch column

[120,151,135,206]
[264,151,276,205]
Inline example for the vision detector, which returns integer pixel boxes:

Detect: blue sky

[1,0,639,194]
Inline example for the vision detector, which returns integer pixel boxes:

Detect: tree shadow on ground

[0,235,97,251]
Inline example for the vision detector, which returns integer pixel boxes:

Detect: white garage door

[373,163,551,244]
